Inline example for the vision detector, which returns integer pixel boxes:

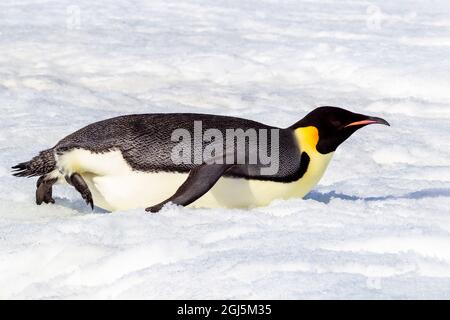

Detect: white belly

[55,148,333,212]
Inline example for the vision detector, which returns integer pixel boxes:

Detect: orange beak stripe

[344,120,379,128]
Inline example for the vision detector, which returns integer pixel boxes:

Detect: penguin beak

[344,116,390,128]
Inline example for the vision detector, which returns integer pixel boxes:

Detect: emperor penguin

[12,107,389,212]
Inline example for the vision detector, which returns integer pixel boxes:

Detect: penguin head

[293,106,390,154]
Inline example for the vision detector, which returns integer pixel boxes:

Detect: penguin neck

[293,126,334,194]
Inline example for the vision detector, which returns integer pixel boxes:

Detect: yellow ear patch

[294,126,319,153]
[291,125,334,199]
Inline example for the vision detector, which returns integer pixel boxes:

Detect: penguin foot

[69,173,94,210]
[36,176,57,205]
[80,189,94,210]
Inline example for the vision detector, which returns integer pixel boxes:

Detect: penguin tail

[12,149,57,178]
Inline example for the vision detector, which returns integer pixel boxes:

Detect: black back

[55,113,306,182]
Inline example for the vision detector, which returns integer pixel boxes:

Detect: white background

[1,0,450,299]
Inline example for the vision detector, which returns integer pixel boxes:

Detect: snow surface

[1,0,450,299]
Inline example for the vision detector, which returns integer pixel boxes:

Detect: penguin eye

[330,118,341,128]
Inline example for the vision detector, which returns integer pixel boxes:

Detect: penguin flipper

[146,164,233,213]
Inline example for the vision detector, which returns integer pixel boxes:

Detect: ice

[1,0,450,299]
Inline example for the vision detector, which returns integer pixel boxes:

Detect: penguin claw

[43,190,55,204]
[44,197,55,204]
[36,176,57,206]
[69,173,94,211]
[82,191,94,210]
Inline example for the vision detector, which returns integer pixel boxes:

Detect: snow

[1,0,450,299]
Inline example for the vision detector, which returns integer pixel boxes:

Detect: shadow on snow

[305,188,450,204]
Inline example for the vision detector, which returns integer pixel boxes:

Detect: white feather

[55,148,334,211]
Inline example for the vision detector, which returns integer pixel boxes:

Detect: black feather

[12,149,56,178]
